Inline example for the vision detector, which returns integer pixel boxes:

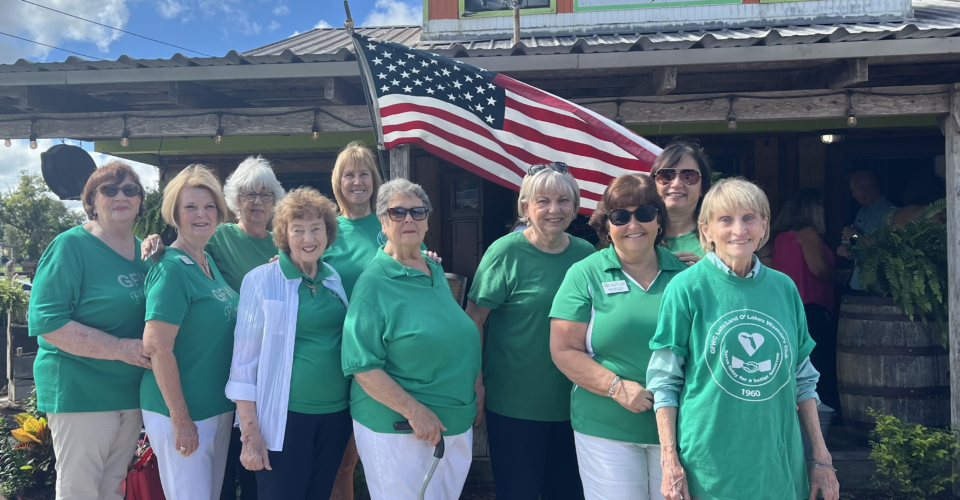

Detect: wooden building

[0,0,959,447]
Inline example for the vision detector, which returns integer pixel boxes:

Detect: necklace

[302,280,318,296]
[172,241,210,275]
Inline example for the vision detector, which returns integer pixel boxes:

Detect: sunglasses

[527,162,569,175]
[608,205,659,226]
[386,206,429,222]
[654,169,701,186]
[98,184,141,198]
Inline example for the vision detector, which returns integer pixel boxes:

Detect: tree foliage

[0,171,85,261]
[868,408,958,500]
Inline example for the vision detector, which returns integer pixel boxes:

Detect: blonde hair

[161,164,230,229]
[697,177,770,254]
[273,187,339,254]
[332,141,383,215]
[517,168,580,224]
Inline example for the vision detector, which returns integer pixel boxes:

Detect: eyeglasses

[527,162,569,175]
[608,206,659,226]
[240,192,275,203]
[654,169,701,186]
[385,206,429,222]
[98,184,141,198]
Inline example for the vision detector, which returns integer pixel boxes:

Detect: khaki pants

[48,409,143,500]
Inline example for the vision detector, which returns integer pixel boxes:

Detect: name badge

[178,255,194,265]
[601,280,629,294]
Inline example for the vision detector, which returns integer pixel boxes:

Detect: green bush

[868,408,958,500]
[0,277,30,322]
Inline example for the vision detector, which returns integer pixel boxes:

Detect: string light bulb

[726,97,738,131]
[120,115,130,147]
[311,108,320,141]
[3,139,10,147]
[28,118,37,149]
[614,99,623,125]
[846,91,858,128]
[215,112,224,145]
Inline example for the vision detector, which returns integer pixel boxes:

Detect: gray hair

[517,168,580,224]
[223,156,286,216]
[376,179,432,216]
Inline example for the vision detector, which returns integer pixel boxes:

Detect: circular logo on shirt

[704,309,792,402]
[377,231,387,246]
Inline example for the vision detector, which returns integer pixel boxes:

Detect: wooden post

[945,83,960,492]
[390,144,410,180]
[512,0,521,46]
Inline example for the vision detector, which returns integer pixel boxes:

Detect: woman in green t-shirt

[647,179,839,500]
[466,163,594,500]
[142,156,285,500]
[29,162,151,500]
[342,179,480,500]
[226,188,352,499]
[141,165,239,500]
[551,174,685,500]
[650,138,714,265]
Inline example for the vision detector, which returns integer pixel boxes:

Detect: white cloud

[272,3,289,16]
[156,0,188,19]
[268,20,280,32]
[360,0,422,26]
[289,30,300,37]
[0,0,131,64]
[0,140,159,212]
[314,20,332,29]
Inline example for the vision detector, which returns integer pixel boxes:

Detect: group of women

[28,137,840,500]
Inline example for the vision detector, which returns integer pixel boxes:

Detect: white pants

[353,420,473,500]
[48,409,143,500]
[574,431,665,500]
[142,410,233,500]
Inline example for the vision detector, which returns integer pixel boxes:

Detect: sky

[0,0,423,210]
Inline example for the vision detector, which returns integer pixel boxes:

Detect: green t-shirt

[206,223,277,293]
[649,261,816,500]
[323,213,426,299]
[28,226,150,413]
[662,230,704,257]
[342,250,480,435]
[550,245,685,443]
[469,231,595,421]
[141,248,238,421]
[279,252,350,414]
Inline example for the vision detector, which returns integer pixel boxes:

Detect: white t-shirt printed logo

[117,273,146,304]
[212,286,238,321]
[704,309,792,402]
[377,231,387,247]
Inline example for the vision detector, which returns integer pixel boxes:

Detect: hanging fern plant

[133,184,176,246]
[857,199,948,347]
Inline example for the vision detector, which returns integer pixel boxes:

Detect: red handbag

[124,443,166,500]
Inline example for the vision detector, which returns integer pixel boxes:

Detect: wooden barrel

[837,295,950,441]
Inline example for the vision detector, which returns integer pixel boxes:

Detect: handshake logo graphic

[731,332,771,373]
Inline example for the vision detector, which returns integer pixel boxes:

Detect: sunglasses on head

[654,169,701,186]
[608,205,658,226]
[98,184,142,198]
[385,206,429,222]
[527,162,569,176]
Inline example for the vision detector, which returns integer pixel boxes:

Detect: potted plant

[0,276,29,327]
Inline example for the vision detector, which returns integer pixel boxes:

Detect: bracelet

[607,376,621,398]
[813,462,837,471]
[169,406,187,414]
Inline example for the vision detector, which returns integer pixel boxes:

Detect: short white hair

[223,156,286,216]
[517,168,580,224]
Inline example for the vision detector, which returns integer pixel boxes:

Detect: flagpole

[344,0,390,181]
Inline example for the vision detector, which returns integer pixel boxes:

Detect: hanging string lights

[846,90,858,128]
[215,112,224,145]
[726,97,737,131]
[120,115,130,147]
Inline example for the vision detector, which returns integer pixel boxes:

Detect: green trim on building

[459,0,556,18]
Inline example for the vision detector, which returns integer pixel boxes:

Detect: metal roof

[0,1,957,75]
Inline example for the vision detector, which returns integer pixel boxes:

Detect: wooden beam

[18,86,132,113]
[650,66,677,96]
[168,82,251,109]
[0,85,950,139]
[390,144,410,180]
[946,83,960,493]
[324,78,364,106]
[822,58,869,89]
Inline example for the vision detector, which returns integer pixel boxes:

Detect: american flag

[351,32,662,213]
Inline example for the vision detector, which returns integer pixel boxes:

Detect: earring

[91,212,98,220]
[657,227,663,235]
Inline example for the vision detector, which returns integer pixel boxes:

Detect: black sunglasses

[98,184,142,198]
[386,206,429,222]
[654,169,701,186]
[608,205,659,226]
[527,162,569,175]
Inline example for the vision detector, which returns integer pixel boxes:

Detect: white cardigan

[224,259,349,451]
